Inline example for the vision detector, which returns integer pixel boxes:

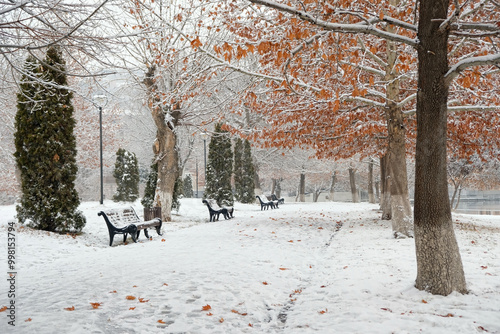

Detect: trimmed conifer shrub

[14,46,85,232]
[204,123,234,206]
[172,177,182,212]
[183,174,194,198]
[242,139,256,203]
[112,148,140,202]
[141,161,158,208]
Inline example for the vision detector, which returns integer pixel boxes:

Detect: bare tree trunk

[348,167,359,203]
[454,187,463,210]
[380,155,391,219]
[272,179,277,195]
[414,0,466,295]
[375,180,380,202]
[299,172,305,202]
[328,170,336,201]
[254,162,261,195]
[385,8,413,238]
[368,159,375,204]
[144,66,180,222]
[275,178,282,198]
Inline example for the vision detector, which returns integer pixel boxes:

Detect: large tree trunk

[380,155,391,219]
[414,0,466,295]
[368,159,375,204]
[144,66,180,222]
[348,167,359,203]
[254,163,261,198]
[275,178,282,198]
[299,172,305,202]
[328,170,336,201]
[387,106,413,238]
[385,8,413,238]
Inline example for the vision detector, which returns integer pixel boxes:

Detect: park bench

[256,195,278,210]
[271,194,285,205]
[202,199,234,222]
[98,207,162,246]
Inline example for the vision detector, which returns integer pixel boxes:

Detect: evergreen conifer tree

[241,139,256,203]
[204,123,234,206]
[14,46,85,232]
[234,138,256,203]
[233,138,244,200]
[141,161,158,208]
[172,177,182,212]
[113,148,140,202]
[183,174,194,198]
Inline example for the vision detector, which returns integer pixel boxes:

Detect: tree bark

[385,8,413,238]
[414,0,467,295]
[254,163,261,198]
[144,66,180,222]
[380,155,391,219]
[328,170,336,201]
[348,167,359,203]
[299,172,306,202]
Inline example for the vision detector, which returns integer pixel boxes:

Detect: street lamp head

[200,132,208,141]
[93,94,108,108]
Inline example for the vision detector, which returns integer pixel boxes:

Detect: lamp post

[93,94,107,205]
[200,132,208,198]
[200,132,208,181]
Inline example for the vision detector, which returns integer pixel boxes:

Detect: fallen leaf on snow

[90,302,102,309]
[158,319,166,324]
[202,304,212,311]
[0,306,7,312]
[129,307,136,310]
[25,318,32,322]
[139,298,149,303]
[126,296,136,300]
[64,306,75,311]
[219,318,224,323]
[422,299,428,304]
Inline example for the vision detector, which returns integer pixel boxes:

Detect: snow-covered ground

[0,198,498,333]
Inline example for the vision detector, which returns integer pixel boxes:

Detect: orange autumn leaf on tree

[202,304,212,311]
[64,306,75,311]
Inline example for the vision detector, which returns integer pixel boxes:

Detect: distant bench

[271,194,285,205]
[98,207,162,246]
[256,195,279,210]
[202,199,234,222]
